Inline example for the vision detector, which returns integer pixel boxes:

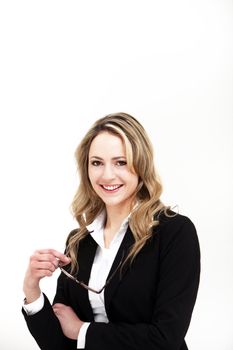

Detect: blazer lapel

[76,233,97,320]
[104,226,135,313]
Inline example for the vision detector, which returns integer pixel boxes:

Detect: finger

[53,303,66,310]
[53,307,60,317]
[31,269,53,279]
[31,261,57,273]
[30,254,59,270]
[35,249,70,265]
[58,258,71,267]
[53,304,66,316]
[31,251,70,268]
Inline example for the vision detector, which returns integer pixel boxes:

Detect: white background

[0,1,232,349]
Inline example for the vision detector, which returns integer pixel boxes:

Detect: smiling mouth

[100,184,123,192]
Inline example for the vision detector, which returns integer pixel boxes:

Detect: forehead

[89,132,125,157]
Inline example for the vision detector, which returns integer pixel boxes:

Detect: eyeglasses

[59,252,125,294]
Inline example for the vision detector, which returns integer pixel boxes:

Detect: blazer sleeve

[85,217,201,350]
[22,229,80,350]
[22,274,77,350]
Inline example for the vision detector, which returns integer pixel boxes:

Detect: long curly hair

[66,112,169,273]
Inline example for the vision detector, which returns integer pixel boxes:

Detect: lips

[100,184,123,192]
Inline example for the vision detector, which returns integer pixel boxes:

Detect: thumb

[59,255,71,267]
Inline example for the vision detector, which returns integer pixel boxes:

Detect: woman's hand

[23,249,70,303]
[52,303,84,340]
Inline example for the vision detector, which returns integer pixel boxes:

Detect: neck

[103,206,130,248]
[104,203,132,230]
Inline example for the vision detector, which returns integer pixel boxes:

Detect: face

[88,131,139,213]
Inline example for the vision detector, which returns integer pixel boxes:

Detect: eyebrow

[90,156,126,160]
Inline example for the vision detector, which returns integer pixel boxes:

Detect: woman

[22,112,200,350]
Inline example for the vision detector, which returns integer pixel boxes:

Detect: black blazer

[22,212,200,350]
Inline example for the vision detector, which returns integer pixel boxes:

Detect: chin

[104,201,121,207]
[102,198,123,207]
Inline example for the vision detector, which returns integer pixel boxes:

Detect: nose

[101,164,116,181]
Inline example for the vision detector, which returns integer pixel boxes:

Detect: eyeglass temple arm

[59,266,103,293]
[59,249,125,294]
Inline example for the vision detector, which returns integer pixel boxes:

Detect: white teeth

[102,185,121,190]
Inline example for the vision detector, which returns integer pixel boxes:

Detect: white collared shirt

[23,211,129,349]
[86,210,128,323]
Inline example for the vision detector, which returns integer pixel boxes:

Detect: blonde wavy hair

[66,112,169,273]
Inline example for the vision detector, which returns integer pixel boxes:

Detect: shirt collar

[86,210,130,249]
[86,210,106,233]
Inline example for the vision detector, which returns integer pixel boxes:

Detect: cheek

[88,176,97,193]
[88,168,100,185]
[88,167,94,185]
[131,175,139,191]
[125,170,138,182]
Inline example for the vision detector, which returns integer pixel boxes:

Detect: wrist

[23,285,41,304]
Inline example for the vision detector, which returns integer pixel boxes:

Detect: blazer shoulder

[156,209,196,231]
[155,210,199,253]
[65,228,95,249]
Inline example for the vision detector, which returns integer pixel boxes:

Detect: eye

[116,160,127,166]
[91,160,102,166]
